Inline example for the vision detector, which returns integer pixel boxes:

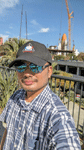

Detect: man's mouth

[23,80,34,85]
[21,76,38,85]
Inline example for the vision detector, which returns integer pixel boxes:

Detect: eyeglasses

[15,62,50,73]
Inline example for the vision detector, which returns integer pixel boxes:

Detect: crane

[19,5,23,39]
[25,11,28,39]
[65,0,74,50]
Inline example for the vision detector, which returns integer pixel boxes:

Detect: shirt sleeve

[0,89,24,125]
[49,110,81,150]
[0,98,12,123]
[0,89,22,123]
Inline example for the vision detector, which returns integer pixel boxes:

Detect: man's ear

[48,66,53,79]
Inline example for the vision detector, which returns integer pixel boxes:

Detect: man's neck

[25,86,46,103]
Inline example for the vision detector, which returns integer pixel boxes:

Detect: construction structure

[19,5,23,39]
[25,11,28,39]
[65,0,74,50]
[19,5,28,40]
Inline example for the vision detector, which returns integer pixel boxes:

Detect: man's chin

[22,86,37,92]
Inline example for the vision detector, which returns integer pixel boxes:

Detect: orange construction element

[62,33,67,41]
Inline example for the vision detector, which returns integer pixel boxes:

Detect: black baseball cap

[9,41,52,67]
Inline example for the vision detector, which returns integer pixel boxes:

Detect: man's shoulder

[50,90,64,107]
[48,90,73,125]
[49,90,68,114]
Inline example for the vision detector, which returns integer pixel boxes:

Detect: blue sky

[0,0,84,53]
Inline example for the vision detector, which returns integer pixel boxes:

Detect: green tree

[77,52,84,61]
[66,53,77,60]
[0,71,18,108]
[54,55,65,61]
[0,38,28,66]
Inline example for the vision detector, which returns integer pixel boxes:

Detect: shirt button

[19,127,21,130]
[14,144,17,148]
[22,110,25,113]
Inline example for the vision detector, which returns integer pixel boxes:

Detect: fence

[50,74,84,141]
[0,66,84,143]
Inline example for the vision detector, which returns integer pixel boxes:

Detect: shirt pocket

[26,138,37,150]
[35,139,49,150]
[34,138,44,150]
[27,138,43,150]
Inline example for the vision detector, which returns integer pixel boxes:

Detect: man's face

[17,61,52,93]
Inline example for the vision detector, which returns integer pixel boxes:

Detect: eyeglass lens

[15,63,43,73]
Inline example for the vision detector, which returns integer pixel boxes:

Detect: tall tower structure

[19,5,23,39]
[65,0,74,50]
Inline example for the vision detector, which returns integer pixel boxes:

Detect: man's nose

[23,68,35,76]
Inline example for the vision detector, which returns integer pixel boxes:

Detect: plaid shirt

[0,84,81,150]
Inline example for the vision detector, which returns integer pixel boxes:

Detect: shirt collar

[17,84,51,113]
[30,84,52,113]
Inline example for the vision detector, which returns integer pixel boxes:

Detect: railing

[0,66,84,143]
[50,74,84,141]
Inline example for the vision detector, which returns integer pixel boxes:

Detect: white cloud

[6,31,10,34]
[0,34,9,43]
[39,28,50,33]
[31,20,39,26]
[0,0,19,14]
[28,33,35,36]
[30,20,50,34]
[28,32,37,36]
[9,26,13,29]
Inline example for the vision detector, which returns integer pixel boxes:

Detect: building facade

[0,37,3,45]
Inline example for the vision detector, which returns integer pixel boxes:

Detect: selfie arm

[0,129,7,150]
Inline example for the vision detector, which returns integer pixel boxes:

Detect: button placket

[13,110,25,149]
[14,144,17,148]
[22,110,25,113]
[19,126,21,130]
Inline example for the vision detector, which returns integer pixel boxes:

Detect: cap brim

[9,54,47,67]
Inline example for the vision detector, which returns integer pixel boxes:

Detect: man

[0,41,81,149]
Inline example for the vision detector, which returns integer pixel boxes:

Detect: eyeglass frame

[14,62,50,73]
